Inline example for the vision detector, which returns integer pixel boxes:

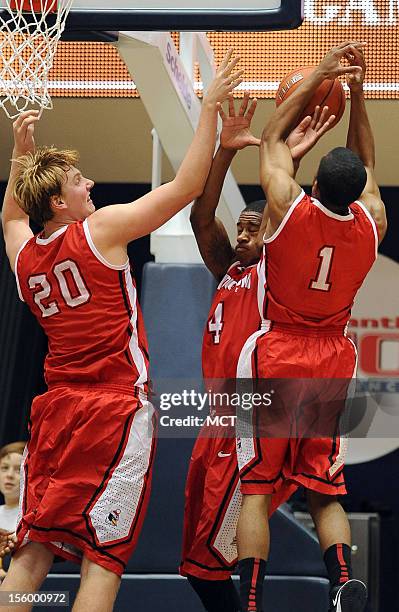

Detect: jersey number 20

[28,260,90,318]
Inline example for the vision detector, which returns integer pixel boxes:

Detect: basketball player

[0,50,242,612]
[180,94,335,612]
[236,44,386,612]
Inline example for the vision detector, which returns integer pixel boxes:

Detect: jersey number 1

[208,302,224,345]
[29,260,90,318]
[310,246,335,292]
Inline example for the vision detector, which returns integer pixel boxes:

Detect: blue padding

[42,574,330,611]
[268,505,327,577]
[126,437,194,573]
[141,262,216,379]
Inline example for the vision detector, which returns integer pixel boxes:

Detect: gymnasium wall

[0,98,399,187]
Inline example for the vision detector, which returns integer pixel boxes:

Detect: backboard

[0,0,304,32]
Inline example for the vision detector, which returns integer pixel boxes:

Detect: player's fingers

[245,98,258,121]
[228,76,243,92]
[217,103,227,121]
[336,40,366,51]
[228,93,236,117]
[224,57,241,77]
[347,46,366,65]
[317,115,336,137]
[226,69,245,86]
[297,115,312,131]
[219,48,233,71]
[20,115,40,133]
[239,92,250,116]
[310,105,321,128]
[13,109,39,128]
[338,65,362,76]
[315,105,330,130]
[337,45,365,60]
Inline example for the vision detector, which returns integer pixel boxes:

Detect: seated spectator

[0,442,25,581]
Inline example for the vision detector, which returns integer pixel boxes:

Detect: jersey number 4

[208,302,224,345]
[28,260,90,318]
[310,246,335,292]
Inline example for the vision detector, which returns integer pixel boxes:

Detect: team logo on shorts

[107,509,121,527]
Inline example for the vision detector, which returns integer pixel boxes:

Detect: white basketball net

[0,0,73,119]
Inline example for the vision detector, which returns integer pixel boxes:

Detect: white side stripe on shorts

[124,268,148,389]
[213,481,242,564]
[329,336,358,478]
[236,323,271,472]
[88,401,155,544]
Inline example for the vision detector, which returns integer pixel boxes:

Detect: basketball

[276,66,346,128]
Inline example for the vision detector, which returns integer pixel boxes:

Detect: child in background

[0,442,25,581]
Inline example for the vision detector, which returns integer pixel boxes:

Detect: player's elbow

[261,126,269,144]
[188,187,204,202]
[173,179,203,205]
[187,178,205,201]
[261,124,280,146]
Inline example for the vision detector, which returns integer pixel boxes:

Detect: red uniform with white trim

[202,261,264,379]
[14,220,155,576]
[237,191,378,498]
[181,261,268,581]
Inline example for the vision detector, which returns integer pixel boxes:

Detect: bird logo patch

[107,509,121,527]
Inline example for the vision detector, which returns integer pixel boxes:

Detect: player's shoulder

[21,223,86,262]
[264,190,310,244]
[349,198,380,229]
[351,197,385,245]
[220,260,259,282]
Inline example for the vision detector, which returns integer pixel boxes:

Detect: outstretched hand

[0,529,17,558]
[219,92,260,151]
[287,106,335,162]
[317,41,365,80]
[205,49,244,106]
[13,110,39,157]
[346,47,366,92]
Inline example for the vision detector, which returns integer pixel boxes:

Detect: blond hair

[0,442,26,462]
[13,146,79,226]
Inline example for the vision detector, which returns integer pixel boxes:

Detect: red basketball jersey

[262,191,378,328]
[15,220,149,391]
[202,260,263,379]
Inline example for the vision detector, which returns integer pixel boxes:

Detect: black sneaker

[329,580,368,612]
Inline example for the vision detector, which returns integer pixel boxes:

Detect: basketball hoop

[0,0,73,119]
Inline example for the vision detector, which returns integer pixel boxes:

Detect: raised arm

[257,108,336,239]
[346,49,387,243]
[190,93,259,280]
[88,50,244,258]
[260,42,364,235]
[2,111,38,272]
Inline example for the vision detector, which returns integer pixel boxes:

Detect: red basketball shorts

[180,421,296,581]
[16,384,156,576]
[236,326,357,499]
